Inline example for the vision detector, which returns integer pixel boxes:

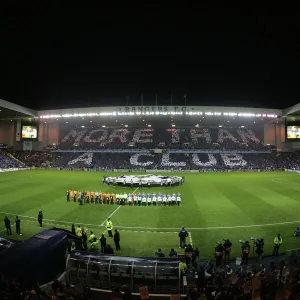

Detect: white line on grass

[1,210,300,231]
[100,187,140,226]
[189,232,193,246]
[271,178,300,185]
[100,206,122,226]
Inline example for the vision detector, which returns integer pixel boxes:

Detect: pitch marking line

[272,178,300,185]
[189,232,193,246]
[1,210,300,231]
[2,218,177,235]
[100,206,122,226]
[99,187,141,226]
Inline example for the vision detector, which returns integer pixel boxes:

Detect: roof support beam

[0,99,37,117]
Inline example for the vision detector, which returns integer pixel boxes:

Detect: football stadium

[1,98,300,296]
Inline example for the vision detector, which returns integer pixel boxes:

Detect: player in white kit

[167,194,172,206]
[171,193,176,205]
[142,194,147,206]
[158,194,162,206]
[177,193,182,206]
[128,193,133,205]
[163,194,167,206]
[152,193,157,206]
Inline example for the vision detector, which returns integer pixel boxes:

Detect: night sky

[0,4,299,110]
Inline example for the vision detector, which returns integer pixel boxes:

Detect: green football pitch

[1,170,300,260]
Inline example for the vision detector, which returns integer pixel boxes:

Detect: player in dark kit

[38,209,43,227]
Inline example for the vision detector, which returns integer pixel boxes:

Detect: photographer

[185,244,194,265]
[215,242,224,267]
[223,239,232,264]
[239,240,250,265]
[253,237,264,262]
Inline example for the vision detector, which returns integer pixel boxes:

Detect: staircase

[6,152,26,167]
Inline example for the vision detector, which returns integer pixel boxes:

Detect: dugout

[66,250,181,294]
[0,230,68,287]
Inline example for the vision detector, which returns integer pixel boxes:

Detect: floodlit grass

[1,170,300,259]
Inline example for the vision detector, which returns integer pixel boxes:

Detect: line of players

[66,190,182,206]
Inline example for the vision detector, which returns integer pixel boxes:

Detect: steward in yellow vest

[273,233,282,257]
[106,218,113,238]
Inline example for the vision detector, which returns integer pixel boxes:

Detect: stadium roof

[3,98,300,124]
[283,103,300,116]
[0,99,37,119]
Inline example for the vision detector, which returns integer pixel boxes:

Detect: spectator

[104,244,114,254]
[169,248,177,257]
[155,248,165,257]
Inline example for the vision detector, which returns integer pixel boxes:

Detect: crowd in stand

[0,151,23,169]
[9,151,54,167]
[2,256,300,299]
[57,126,269,151]
[26,151,300,171]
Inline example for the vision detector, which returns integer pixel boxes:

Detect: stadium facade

[1,98,300,153]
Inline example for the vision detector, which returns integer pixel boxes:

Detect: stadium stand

[57,126,269,151]
[0,150,23,169]
[1,249,300,299]
[14,151,299,171]
[9,150,54,167]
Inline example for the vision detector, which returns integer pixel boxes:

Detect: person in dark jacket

[193,247,200,259]
[104,244,114,254]
[114,229,120,251]
[100,234,107,253]
[4,216,11,235]
[169,248,177,257]
[155,249,165,257]
[71,224,76,235]
[215,242,224,267]
[178,227,189,248]
[240,240,250,265]
[38,209,43,227]
[255,238,264,262]
[81,227,87,250]
[15,216,21,235]
[197,266,205,293]
[223,239,232,264]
